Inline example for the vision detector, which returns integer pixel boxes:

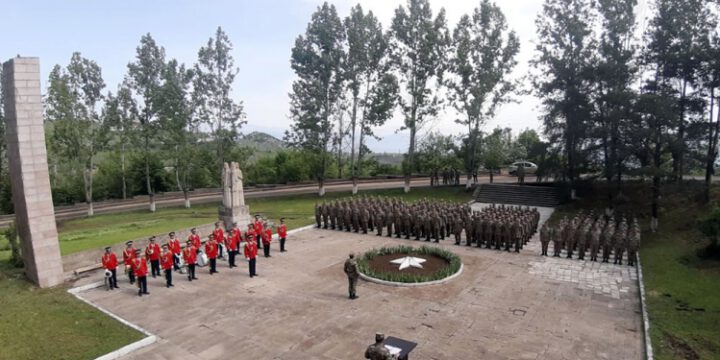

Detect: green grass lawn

[54,186,472,255]
[0,261,144,360]
[0,186,471,360]
[549,182,720,360]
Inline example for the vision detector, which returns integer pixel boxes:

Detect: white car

[508,161,538,176]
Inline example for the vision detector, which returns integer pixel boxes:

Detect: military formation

[538,211,641,266]
[316,197,540,253]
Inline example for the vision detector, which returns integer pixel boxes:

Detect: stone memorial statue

[219,162,251,229]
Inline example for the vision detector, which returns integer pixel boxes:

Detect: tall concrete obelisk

[3,57,64,287]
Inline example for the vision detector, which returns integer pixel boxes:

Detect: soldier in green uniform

[364,333,397,360]
[589,224,600,261]
[540,223,550,256]
[315,203,321,228]
[344,253,359,300]
[376,210,385,236]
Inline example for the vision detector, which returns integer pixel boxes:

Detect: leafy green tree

[286,2,346,196]
[344,5,398,193]
[644,0,710,184]
[45,52,107,216]
[126,33,166,212]
[480,128,511,183]
[157,59,196,207]
[416,132,460,174]
[103,84,138,199]
[697,3,720,202]
[390,0,449,193]
[447,0,519,188]
[531,0,596,196]
[193,27,246,172]
[592,0,638,199]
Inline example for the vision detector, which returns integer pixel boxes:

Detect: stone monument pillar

[219,162,251,229]
[3,57,64,287]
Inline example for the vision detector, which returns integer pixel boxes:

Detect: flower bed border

[357,245,463,286]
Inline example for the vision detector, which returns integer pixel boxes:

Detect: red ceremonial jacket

[102,253,118,270]
[253,220,263,235]
[262,228,272,245]
[244,241,258,259]
[213,228,225,243]
[123,247,136,266]
[145,243,160,261]
[278,224,287,238]
[227,228,241,251]
[189,234,201,249]
[132,256,148,277]
[160,251,174,270]
[245,229,256,243]
[168,239,182,255]
[205,241,218,259]
[183,246,197,265]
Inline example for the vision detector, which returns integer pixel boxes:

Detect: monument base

[219,205,252,230]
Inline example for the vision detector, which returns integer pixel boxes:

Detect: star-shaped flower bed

[390,256,427,270]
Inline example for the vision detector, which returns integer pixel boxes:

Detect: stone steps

[474,183,562,207]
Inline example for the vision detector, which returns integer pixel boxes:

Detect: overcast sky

[1,0,650,153]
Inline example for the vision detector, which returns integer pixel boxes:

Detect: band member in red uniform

[145,236,161,278]
[205,234,219,274]
[262,222,272,258]
[213,222,225,259]
[253,215,264,249]
[244,235,258,277]
[189,227,202,253]
[132,249,149,296]
[226,222,241,268]
[160,244,174,288]
[278,218,288,252]
[244,223,254,244]
[183,240,198,281]
[168,232,181,271]
[102,246,119,289]
[123,241,136,284]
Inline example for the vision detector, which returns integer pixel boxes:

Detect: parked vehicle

[508,161,538,176]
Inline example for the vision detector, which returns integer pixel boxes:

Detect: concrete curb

[359,263,464,287]
[67,282,157,360]
[636,254,654,360]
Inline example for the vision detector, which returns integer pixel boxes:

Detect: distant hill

[239,132,286,153]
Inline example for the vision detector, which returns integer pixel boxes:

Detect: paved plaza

[77,204,644,359]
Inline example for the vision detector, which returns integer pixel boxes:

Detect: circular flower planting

[357,245,462,286]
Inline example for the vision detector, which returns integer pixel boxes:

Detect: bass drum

[197,252,209,267]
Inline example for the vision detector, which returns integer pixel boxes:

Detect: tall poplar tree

[104,84,138,200]
[344,4,398,194]
[390,0,449,193]
[447,0,519,188]
[193,27,246,172]
[531,0,596,196]
[287,2,346,196]
[127,33,166,212]
[157,59,196,208]
[592,0,638,200]
[46,52,107,216]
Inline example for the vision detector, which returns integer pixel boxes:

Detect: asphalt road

[0,175,516,227]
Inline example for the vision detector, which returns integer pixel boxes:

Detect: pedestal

[219,205,252,230]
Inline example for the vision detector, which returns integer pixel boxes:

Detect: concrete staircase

[473,183,563,208]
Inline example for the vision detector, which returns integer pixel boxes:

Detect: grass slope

[549,182,720,360]
[0,263,144,360]
[54,186,472,255]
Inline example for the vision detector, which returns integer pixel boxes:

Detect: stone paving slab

[79,206,643,360]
